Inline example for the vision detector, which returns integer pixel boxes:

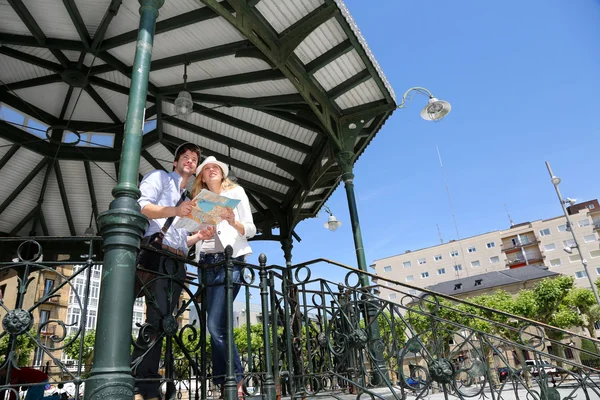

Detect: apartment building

[372,200,600,301]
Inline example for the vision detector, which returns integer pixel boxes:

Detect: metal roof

[0,0,397,241]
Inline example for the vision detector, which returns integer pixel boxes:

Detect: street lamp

[397,87,452,121]
[322,205,342,231]
[546,161,600,306]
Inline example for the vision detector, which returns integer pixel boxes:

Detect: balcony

[506,254,545,268]
[594,222,600,231]
[37,289,66,306]
[501,237,540,252]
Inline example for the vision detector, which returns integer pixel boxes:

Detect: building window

[539,228,551,236]
[388,293,397,300]
[418,258,427,265]
[450,250,459,257]
[591,250,600,259]
[589,204,596,210]
[544,243,556,252]
[39,310,50,331]
[408,289,418,296]
[550,258,562,267]
[575,270,587,279]
[563,239,576,248]
[579,219,591,227]
[421,272,429,279]
[44,279,55,295]
[454,264,463,271]
[405,275,414,282]
[403,261,412,268]
[569,254,582,263]
[437,268,446,275]
[486,242,495,248]
[383,266,392,272]
[434,254,443,261]
[0,284,5,300]
[471,260,481,267]
[490,256,500,264]
[596,267,600,275]
[558,224,568,232]
[468,246,477,253]
[584,234,597,243]
[386,281,392,287]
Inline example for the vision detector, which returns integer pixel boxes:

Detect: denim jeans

[200,252,245,385]
[133,255,187,399]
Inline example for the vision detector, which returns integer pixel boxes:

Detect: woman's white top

[194,185,256,260]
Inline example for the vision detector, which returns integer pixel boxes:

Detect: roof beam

[62,0,91,49]
[246,191,266,217]
[278,3,338,62]
[167,105,312,154]
[149,40,252,72]
[99,3,234,51]
[141,150,167,172]
[198,0,343,151]
[85,86,122,124]
[88,76,157,103]
[0,157,48,217]
[0,33,84,52]
[95,52,158,95]
[0,145,20,171]
[10,205,40,236]
[259,109,324,134]
[83,161,100,232]
[156,97,164,141]
[236,178,285,201]
[0,46,62,73]
[187,93,305,108]
[7,0,70,67]
[0,74,62,91]
[0,92,58,125]
[54,161,77,236]
[90,0,122,51]
[38,208,49,236]
[327,69,371,100]
[163,119,308,186]
[305,39,353,74]
[157,69,285,95]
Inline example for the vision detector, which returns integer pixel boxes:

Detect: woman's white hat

[196,156,229,178]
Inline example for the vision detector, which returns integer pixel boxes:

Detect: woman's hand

[196,226,215,241]
[222,208,236,226]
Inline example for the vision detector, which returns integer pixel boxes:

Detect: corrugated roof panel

[0,55,55,84]
[0,171,44,233]
[63,89,114,123]
[0,148,44,211]
[196,79,298,98]
[335,78,385,109]
[92,86,128,122]
[96,71,131,88]
[149,56,271,87]
[74,0,107,37]
[90,162,118,215]
[146,143,178,172]
[14,83,71,119]
[109,18,245,66]
[139,158,155,179]
[184,112,306,164]
[234,169,288,195]
[42,171,70,237]
[0,2,36,36]
[60,160,94,235]
[157,0,207,20]
[62,50,82,63]
[5,46,59,64]
[294,18,346,64]
[104,1,145,39]
[308,188,325,196]
[199,104,319,145]
[301,202,315,209]
[22,0,79,40]
[313,49,366,91]
[255,0,323,33]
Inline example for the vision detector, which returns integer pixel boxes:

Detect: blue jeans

[200,252,245,385]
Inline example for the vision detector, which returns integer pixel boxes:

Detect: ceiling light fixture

[397,87,452,121]
[323,205,342,231]
[175,62,193,118]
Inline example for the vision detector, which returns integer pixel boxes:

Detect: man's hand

[177,200,194,217]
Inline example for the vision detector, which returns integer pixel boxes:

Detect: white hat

[196,156,229,178]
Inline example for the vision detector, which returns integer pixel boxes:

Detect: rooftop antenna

[437,145,469,277]
[504,203,515,227]
[436,224,444,244]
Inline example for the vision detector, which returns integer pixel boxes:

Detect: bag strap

[160,189,188,235]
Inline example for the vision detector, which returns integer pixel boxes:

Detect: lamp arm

[397,87,435,109]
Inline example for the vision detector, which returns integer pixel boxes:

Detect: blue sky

[247,0,600,283]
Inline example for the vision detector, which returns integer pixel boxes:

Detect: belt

[160,244,186,258]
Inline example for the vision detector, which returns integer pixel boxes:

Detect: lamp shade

[420,97,451,121]
[175,91,193,117]
[324,214,342,231]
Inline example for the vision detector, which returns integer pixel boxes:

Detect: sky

[246,0,600,285]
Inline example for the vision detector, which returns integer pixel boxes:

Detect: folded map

[173,189,240,231]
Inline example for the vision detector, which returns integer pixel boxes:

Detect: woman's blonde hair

[191,165,238,197]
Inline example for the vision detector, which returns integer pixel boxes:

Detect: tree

[63,330,96,369]
[0,331,37,366]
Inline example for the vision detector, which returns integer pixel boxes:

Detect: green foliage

[0,331,37,366]
[581,339,599,360]
[63,330,96,366]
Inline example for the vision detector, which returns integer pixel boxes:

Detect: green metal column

[336,150,389,386]
[84,1,163,399]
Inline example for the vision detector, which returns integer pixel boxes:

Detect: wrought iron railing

[1,237,600,400]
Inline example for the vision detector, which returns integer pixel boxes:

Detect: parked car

[497,367,522,382]
[525,359,558,376]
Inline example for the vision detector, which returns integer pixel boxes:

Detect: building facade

[372,200,600,301]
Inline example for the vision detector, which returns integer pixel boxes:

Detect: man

[133,142,211,400]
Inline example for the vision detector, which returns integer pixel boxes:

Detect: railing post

[259,254,276,400]
[224,245,237,399]
[83,1,163,399]
[336,151,389,385]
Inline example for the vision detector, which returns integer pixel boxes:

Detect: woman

[190,156,256,397]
